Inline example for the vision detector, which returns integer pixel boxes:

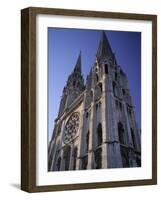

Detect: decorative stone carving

[63,112,80,144]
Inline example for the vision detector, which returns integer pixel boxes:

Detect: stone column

[77,98,87,169]
[59,148,65,171]
[59,120,66,146]
[122,101,133,147]
[59,120,67,171]
[49,139,57,171]
[87,102,95,169]
[122,102,138,167]
[131,110,141,152]
[104,77,122,168]
[69,144,74,170]
[101,76,108,169]
[105,77,117,141]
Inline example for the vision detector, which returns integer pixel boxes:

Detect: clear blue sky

[48,28,141,142]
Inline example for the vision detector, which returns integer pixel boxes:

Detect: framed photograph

[21,7,157,192]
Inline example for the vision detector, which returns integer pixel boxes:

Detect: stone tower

[48,31,141,171]
[57,52,85,117]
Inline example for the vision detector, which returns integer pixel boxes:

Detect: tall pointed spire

[74,51,82,73]
[96,31,114,60]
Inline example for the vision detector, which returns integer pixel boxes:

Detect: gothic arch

[86,131,90,152]
[63,145,71,171]
[97,123,103,146]
[81,156,88,170]
[86,111,89,118]
[72,147,78,170]
[113,81,117,96]
[90,90,94,102]
[95,148,102,169]
[122,88,126,95]
[118,122,125,144]
[104,63,108,74]
[96,73,99,83]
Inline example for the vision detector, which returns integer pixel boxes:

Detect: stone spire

[74,51,82,73]
[58,52,85,117]
[96,31,114,60]
[65,51,84,107]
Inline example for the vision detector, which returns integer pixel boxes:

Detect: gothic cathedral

[48,31,141,171]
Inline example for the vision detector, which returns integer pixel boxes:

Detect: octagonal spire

[96,31,114,59]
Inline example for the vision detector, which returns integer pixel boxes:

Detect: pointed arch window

[98,82,102,93]
[104,64,108,74]
[113,81,117,96]
[81,156,88,170]
[118,122,125,144]
[86,111,89,118]
[120,146,130,167]
[119,102,122,110]
[95,148,102,169]
[97,123,103,146]
[63,146,71,171]
[72,147,78,170]
[86,131,89,152]
[96,74,99,83]
[122,89,126,95]
[90,90,93,102]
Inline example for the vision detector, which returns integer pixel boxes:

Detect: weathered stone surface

[48,32,141,171]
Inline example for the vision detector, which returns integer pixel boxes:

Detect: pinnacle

[74,51,82,73]
[96,31,113,59]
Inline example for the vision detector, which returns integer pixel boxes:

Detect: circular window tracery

[64,112,80,144]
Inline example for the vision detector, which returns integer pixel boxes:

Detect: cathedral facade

[48,31,141,171]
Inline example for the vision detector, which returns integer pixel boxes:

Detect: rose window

[64,112,80,143]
